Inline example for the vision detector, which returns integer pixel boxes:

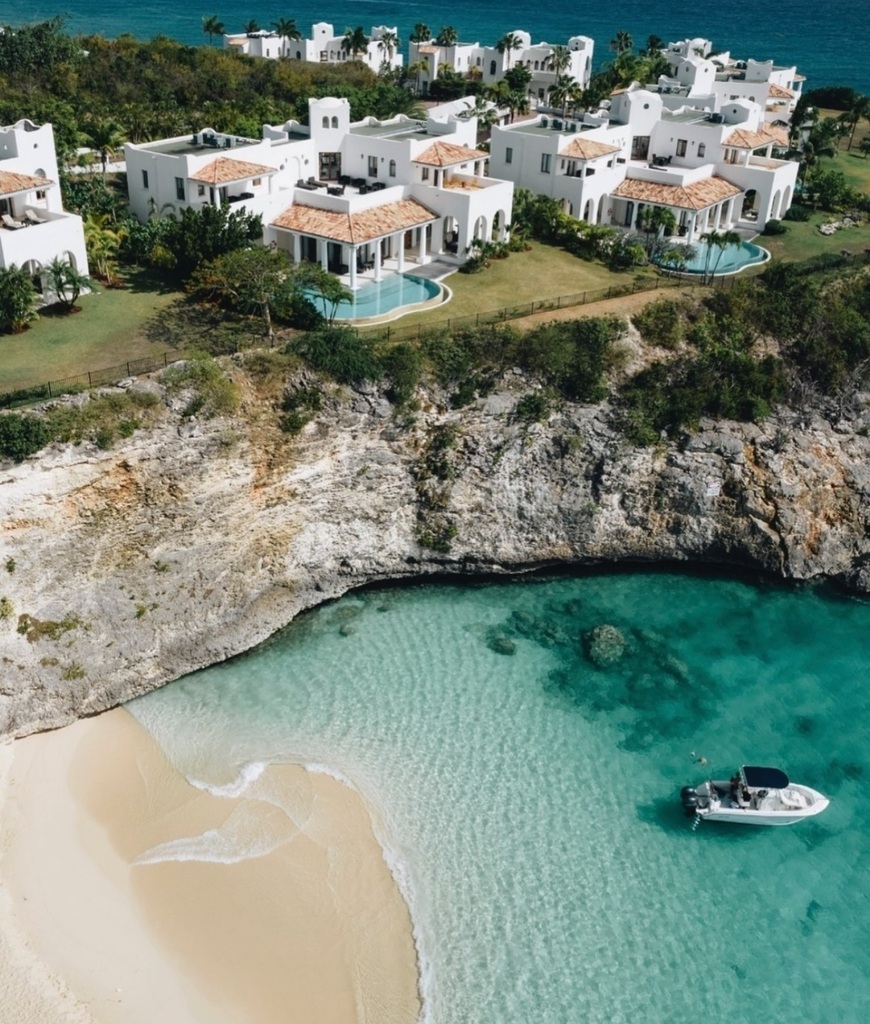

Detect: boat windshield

[741,766,789,789]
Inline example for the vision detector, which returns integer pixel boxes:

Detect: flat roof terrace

[142,135,260,156]
[350,123,430,140]
[506,122,598,137]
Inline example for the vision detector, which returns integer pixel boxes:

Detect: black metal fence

[357,274,729,342]
[0,350,184,410]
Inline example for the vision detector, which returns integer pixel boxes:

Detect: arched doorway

[780,186,792,217]
[473,215,487,240]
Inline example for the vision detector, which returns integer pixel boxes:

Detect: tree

[84,213,126,285]
[202,15,225,45]
[45,257,96,313]
[638,206,677,252]
[82,118,126,180]
[547,45,571,75]
[190,246,298,338]
[839,94,870,150]
[0,265,38,333]
[292,262,352,325]
[271,18,301,56]
[408,59,428,95]
[644,35,664,56]
[496,33,523,70]
[435,26,458,47]
[860,137,870,158]
[699,229,741,282]
[243,19,260,35]
[170,204,263,280]
[343,26,370,60]
[548,75,580,118]
[377,29,399,64]
[610,30,633,56]
[410,24,430,44]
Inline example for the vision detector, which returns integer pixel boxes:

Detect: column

[320,238,328,271]
[374,240,383,282]
[418,227,429,265]
[686,213,697,243]
[396,233,405,273]
[292,233,301,264]
[349,245,358,290]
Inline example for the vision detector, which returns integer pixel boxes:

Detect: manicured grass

[0,268,185,393]
[759,211,869,263]
[384,242,659,332]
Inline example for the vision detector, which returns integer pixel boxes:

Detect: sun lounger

[24,210,47,225]
[1,213,24,229]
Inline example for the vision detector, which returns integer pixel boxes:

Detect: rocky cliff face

[2,371,869,738]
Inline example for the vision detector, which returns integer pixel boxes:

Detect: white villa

[0,119,89,297]
[489,74,800,241]
[410,31,594,102]
[224,24,403,72]
[125,97,512,290]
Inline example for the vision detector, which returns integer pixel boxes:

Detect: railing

[357,275,724,341]
[0,351,184,410]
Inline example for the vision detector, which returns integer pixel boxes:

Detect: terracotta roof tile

[558,137,619,160]
[413,141,487,166]
[0,170,52,196]
[768,83,795,99]
[271,198,437,244]
[189,156,276,185]
[611,175,742,210]
[726,125,788,149]
[417,45,440,54]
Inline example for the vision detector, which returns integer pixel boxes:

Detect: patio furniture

[1,213,24,229]
[371,181,386,191]
[327,185,345,196]
[24,210,47,225]
[338,175,351,186]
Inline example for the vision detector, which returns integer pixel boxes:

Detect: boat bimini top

[740,766,790,789]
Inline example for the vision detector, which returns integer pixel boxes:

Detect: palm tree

[84,214,126,285]
[699,229,741,282]
[377,29,399,64]
[547,45,571,75]
[548,75,579,117]
[462,95,499,137]
[435,26,458,47]
[202,15,224,46]
[271,18,301,56]
[46,257,96,313]
[839,94,870,151]
[609,30,633,56]
[408,58,428,95]
[410,23,430,44]
[342,26,369,60]
[644,34,664,56]
[243,19,260,35]
[496,32,522,70]
[82,118,125,180]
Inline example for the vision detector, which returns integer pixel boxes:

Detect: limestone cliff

[2,370,869,738]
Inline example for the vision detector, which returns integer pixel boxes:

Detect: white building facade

[125,97,513,291]
[0,119,89,297]
[225,24,403,72]
[489,80,799,241]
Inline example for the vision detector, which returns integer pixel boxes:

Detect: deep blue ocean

[1,0,867,92]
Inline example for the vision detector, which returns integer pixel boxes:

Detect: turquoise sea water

[128,570,870,1024]
[1,0,868,92]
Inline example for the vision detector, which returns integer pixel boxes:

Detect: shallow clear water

[658,240,768,275]
[306,272,441,320]
[128,570,870,1023]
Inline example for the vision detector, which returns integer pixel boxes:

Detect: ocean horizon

[0,0,867,93]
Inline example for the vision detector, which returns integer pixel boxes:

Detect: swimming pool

[657,240,769,275]
[306,273,443,322]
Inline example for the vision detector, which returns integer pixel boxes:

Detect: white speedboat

[680,765,829,826]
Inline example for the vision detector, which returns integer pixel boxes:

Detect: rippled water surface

[128,571,870,1024]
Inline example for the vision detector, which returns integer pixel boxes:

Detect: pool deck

[334,256,457,292]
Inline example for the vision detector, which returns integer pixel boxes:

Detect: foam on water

[127,571,870,1023]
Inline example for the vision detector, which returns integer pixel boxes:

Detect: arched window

[389,159,396,177]
[322,116,329,128]
[331,116,339,128]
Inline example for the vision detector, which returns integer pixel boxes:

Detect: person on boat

[729,773,741,802]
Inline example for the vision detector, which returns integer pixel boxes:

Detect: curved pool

[657,240,769,275]
[306,273,442,322]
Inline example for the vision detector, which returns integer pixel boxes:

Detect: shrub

[0,414,50,461]
[0,265,38,333]
[783,204,811,222]
[633,298,686,349]
[292,326,382,385]
[763,219,787,236]
[380,343,422,406]
[513,317,620,402]
[515,392,551,422]
[163,355,239,417]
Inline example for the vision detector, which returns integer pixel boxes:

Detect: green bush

[633,298,686,349]
[292,327,382,385]
[163,355,239,417]
[380,343,422,406]
[763,219,787,236]
[515,392,552,422]
[783,205,811,222]
[0,414,50,461]
[513,317,620,402]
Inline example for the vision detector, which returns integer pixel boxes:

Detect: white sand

[0,709,420,1024]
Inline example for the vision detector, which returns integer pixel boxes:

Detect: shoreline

[0,708,421,1023]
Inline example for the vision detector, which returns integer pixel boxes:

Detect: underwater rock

[486,630,517,656]
[584,624,627,668]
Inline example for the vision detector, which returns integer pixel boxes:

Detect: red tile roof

[0,170,52,196]
[413,141,487,166]
[611,175,742,210]
[189,156,276,185]
[726,124,789,149]
[768,83,795,99]
[272,198,437,244]
[558,137,619,160]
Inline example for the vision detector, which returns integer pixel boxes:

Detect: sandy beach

[0,708,420,1024]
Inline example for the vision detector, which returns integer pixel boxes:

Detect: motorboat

[680,765,829,826]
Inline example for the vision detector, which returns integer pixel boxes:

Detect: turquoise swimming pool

[306,273,442,321]
[658,240,769,275]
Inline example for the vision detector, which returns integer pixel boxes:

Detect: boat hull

[682,778,829,826]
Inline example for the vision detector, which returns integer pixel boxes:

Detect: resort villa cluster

[0,30,806,304]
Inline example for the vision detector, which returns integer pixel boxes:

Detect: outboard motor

[680,785,700,816]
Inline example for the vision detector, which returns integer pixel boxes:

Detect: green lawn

[759,211,869,263]
[0,268,185,393]
[380,241,659,333]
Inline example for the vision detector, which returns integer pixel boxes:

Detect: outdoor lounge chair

[24,210,47,225]
[1,213,24,229]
